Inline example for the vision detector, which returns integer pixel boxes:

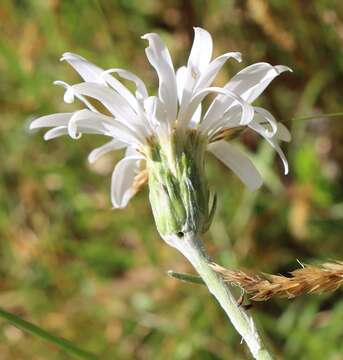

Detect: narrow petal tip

[275,65,293,74]
[192,26,211,36]
[60,52,82,61]
[59,53,69,62]
[284,164,289,175]
[43,132,54,141]
[29,121,37,130]
[141,33,154,40]
[234,52,242,63]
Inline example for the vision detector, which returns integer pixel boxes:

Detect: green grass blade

[167,270,205,285]
[292,112,343,121]
[0,307,98,360]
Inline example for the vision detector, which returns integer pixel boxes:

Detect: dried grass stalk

[211,262,343,301]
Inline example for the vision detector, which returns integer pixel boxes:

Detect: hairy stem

[164,233,273,360]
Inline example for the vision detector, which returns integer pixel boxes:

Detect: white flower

[31,27,291,211]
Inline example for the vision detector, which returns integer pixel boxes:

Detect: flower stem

[0,307,97,360]
[164,233,273,360]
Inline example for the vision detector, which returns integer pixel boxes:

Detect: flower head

[31,27,291,237]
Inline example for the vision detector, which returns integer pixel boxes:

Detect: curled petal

[208,141,263,191]
[253,107,278,137]
[68,82,150,138]
[248,108,278,140]
[33,111,120,141]
[54,80,76,104]
[265,138,289,175]
[66,109,145,145]
[61,53,145,114]
[250,111,289,174]
[111,155,142,208]
[44,126,103,140]
[276,122,291,142]
[34,108,143,146]
[53,81,98,112]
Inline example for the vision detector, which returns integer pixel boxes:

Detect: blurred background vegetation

[1,0,343,359]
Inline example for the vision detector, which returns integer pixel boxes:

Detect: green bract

[146,130,216,237]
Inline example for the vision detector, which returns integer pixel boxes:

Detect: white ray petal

[189,104,201,128]
[53,80,98,112]
[190,86,254,132]
[249,112,289,174]
[44,124,107,141]
[224,62,292,103]
[55,80,140,133]
[204,63,291,128]
[61,52,104,83]
[111,155,142,208]
[61,53,144,114]
[30,113,73,129]
[265,138,289,175]
[177,53,241,129]
[66,109,144,145]
[88,139,126,164]
[248,121,273,140]
[104,68,148,100]
[176,67,196,127]
[188,27,213,73]
[194,52,242,92]
[44,126,68,140]
[253,107,278,137]
[276,122,291,142]
[69,82,150,138]
[176,66,188,104]
[205,105,243,138]
[125,146,143,158]
[70,82,136,122]
[142,33,177,124]
[143,96,168,138]
[144,96,156,118]
[208,141,263,190]
[100,70,140,111]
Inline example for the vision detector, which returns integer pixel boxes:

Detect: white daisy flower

[31,27,291,237]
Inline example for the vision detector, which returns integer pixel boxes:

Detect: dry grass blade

[211,262,343,301]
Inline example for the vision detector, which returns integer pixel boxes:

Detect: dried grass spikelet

[211,262,343,301]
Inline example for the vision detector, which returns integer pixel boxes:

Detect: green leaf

[0,307,98,360]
